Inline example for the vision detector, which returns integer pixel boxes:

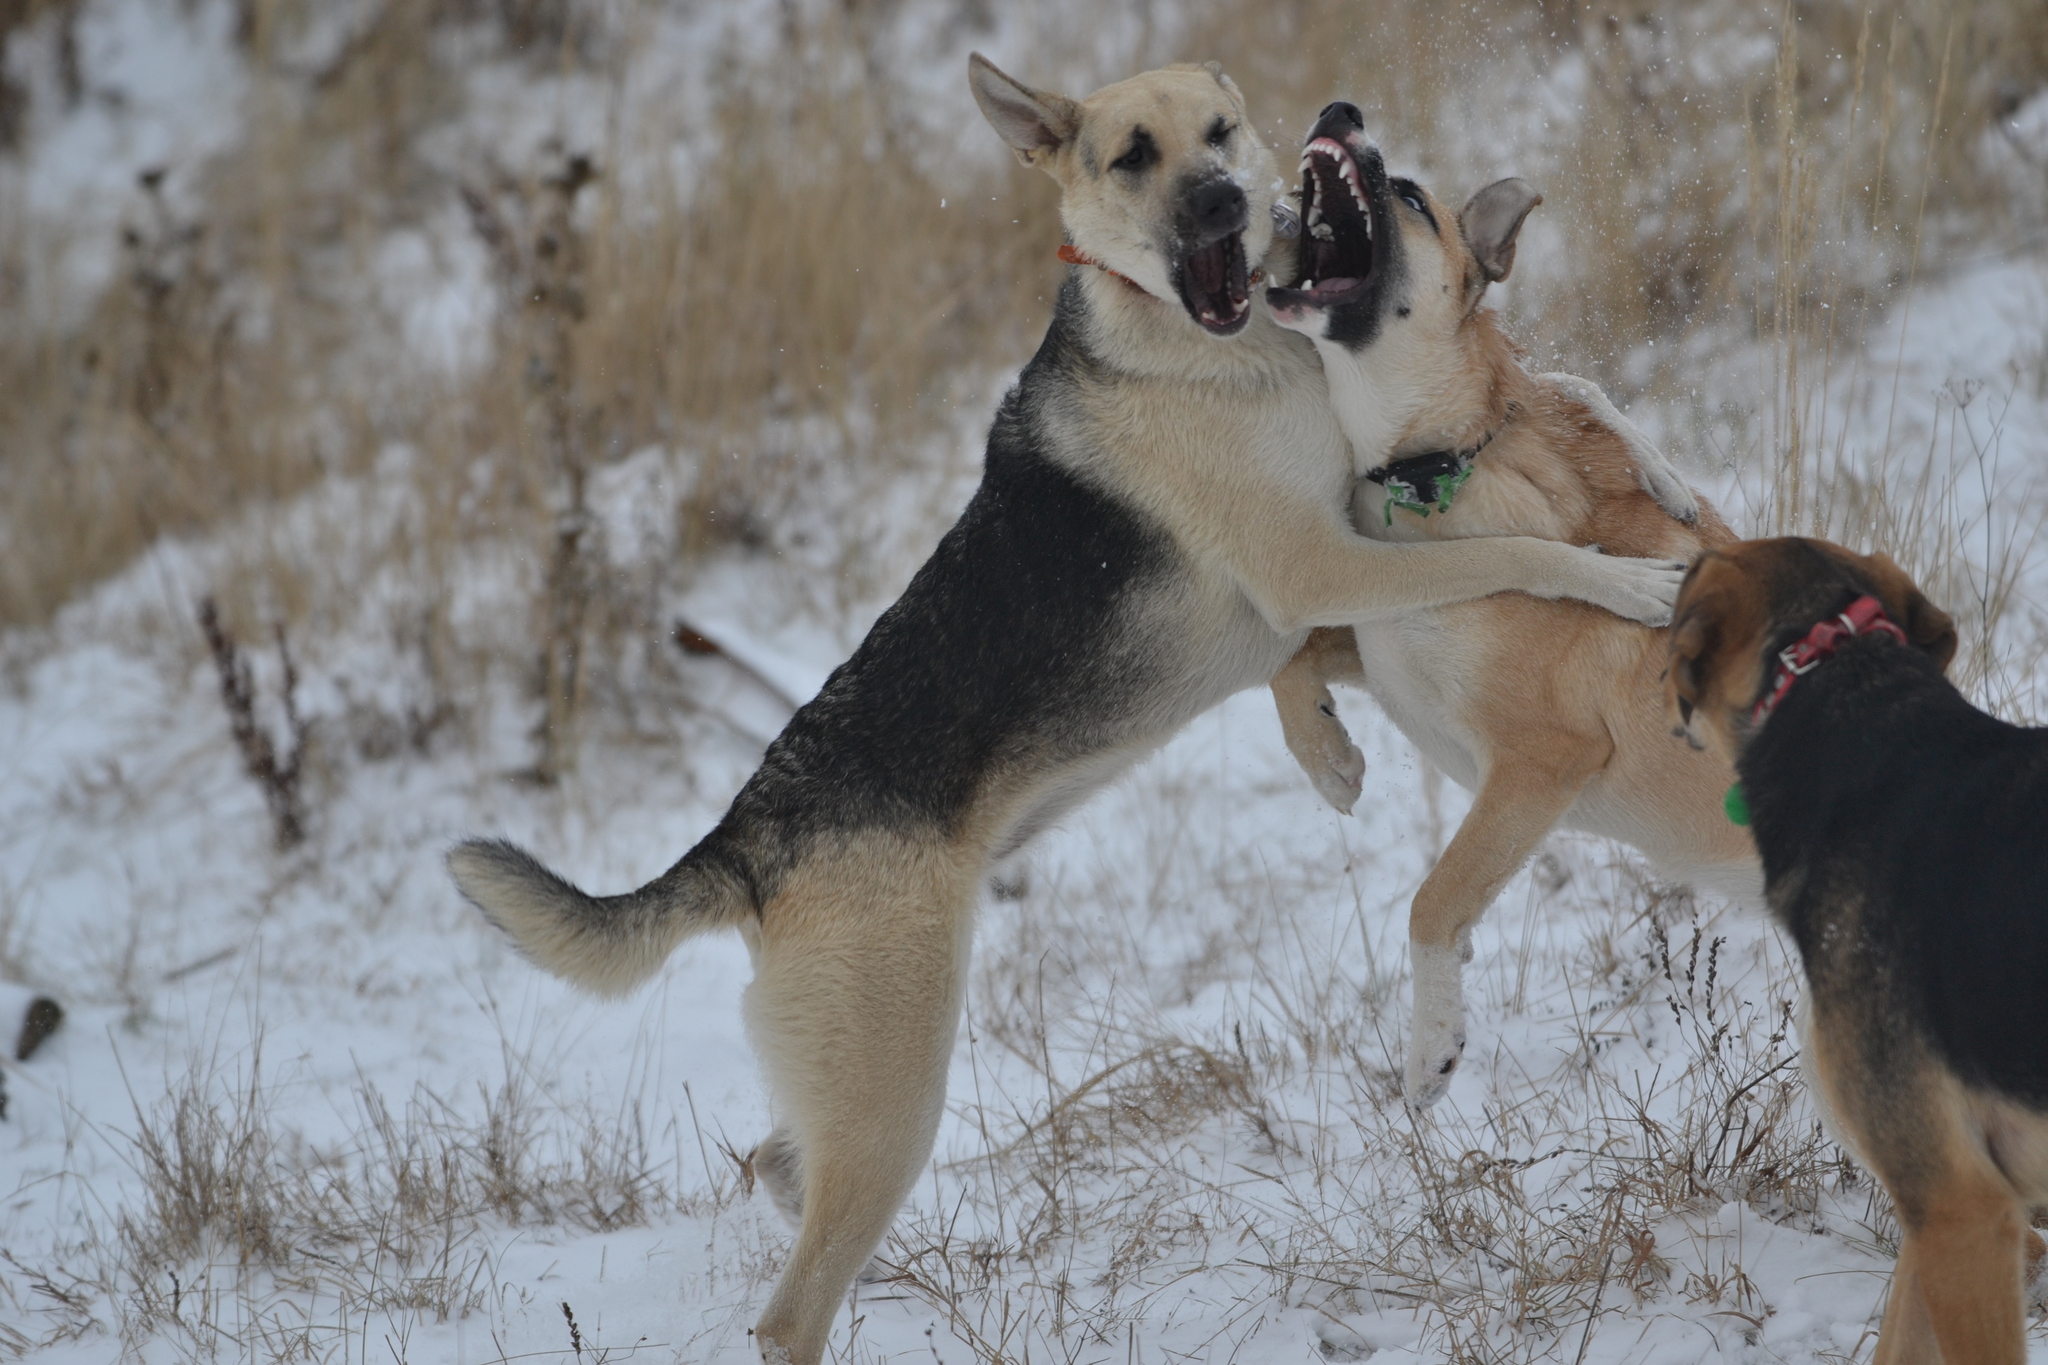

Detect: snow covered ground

[4,3,2048,1363]
[5,245,2047,1362]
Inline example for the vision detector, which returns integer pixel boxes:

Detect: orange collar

[1057,244,1268,292]
[1057,243,1138,287]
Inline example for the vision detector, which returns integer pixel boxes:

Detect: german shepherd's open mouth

[1269,133,1378,312]
[1176,229,1251,335]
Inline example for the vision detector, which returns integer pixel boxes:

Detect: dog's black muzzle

[1173,173,1253,337]
[1311,100,1367,146]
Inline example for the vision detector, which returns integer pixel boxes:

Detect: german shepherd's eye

[1112,131,1157,173]
[1205,118,1234,149]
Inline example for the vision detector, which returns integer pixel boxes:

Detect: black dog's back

[1744,639,2048,1107]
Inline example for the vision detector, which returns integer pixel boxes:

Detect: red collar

[1751,595,1907,724]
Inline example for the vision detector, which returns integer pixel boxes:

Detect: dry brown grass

[7,0,2041,635]
[94,1033,719,1360]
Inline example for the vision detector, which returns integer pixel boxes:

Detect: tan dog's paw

[1281,683,1364,814]
[1405,941,1468,1108]
[1306,697,1366,813]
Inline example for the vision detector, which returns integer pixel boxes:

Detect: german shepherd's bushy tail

[446,839,749,996]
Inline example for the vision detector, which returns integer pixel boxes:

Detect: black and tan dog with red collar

[1664,535,2047,1364]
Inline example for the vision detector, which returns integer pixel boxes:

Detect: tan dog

[1261,102,1757,1106]
[449,68,1691,1365]
[1665,537,2048,1364]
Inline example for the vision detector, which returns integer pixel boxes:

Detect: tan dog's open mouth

[1270,135,1375,310]
[1176,229,1251,335]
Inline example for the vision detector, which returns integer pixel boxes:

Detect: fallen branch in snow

[197,597,308,850]
[671,618,803,714]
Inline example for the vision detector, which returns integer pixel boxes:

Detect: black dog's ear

[1867,552,1958,673]
[1459,178,1543,288]
[969,54,1079,169]
[1666,607,1714,726]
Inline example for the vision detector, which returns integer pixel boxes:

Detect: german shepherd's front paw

[1567,548,1688,627]
[1406,941,1468,1108]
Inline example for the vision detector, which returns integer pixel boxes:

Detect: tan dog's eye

[1398,188,1425,213]
[1206,118,1234,149]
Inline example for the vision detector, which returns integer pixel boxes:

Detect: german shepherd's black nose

[1312,101,1365,140]
[1190,178,1246,236]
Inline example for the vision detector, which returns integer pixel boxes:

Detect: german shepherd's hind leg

[752,1124,894,1285]
[1272,628,1367,814]
[1904,1170,2029,1365]
[753,1127,806,1230]
[1405,754,1594,1107]
[745,835,977,1365]
[1872,1233,1938,1365]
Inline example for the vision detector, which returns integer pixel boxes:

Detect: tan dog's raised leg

[746,840,976,1365]
[1272,628,1366,813]
[1405,752,1599,1106]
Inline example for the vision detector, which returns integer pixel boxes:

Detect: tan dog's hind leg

[746,837,978,1365]
[1907,1173,2029,1365]
[1272,628,1366,813]
[1405,751,1599,1107]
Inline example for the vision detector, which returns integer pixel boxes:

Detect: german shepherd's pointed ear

[1865,551,1959,673]
[969,54,1079,170]
[1200,60,1245,107]
[1459,178,1543,292]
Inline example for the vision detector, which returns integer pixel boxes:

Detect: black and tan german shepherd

[1667,536,2048,1364]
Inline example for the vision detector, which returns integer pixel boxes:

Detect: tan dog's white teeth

[1309,222,1334,240]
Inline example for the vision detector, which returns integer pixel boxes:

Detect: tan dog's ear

[969,53,1079,169]
[1867,552,1958,672]
[1459,178,1543,289]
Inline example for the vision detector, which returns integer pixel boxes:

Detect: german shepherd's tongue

[1182,232,1250,335]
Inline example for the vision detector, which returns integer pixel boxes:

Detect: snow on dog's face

[970,55,1277,338]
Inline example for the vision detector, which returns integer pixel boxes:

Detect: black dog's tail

[446,838,750,996]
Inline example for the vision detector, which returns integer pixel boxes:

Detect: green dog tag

[1724,782,1750,827]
